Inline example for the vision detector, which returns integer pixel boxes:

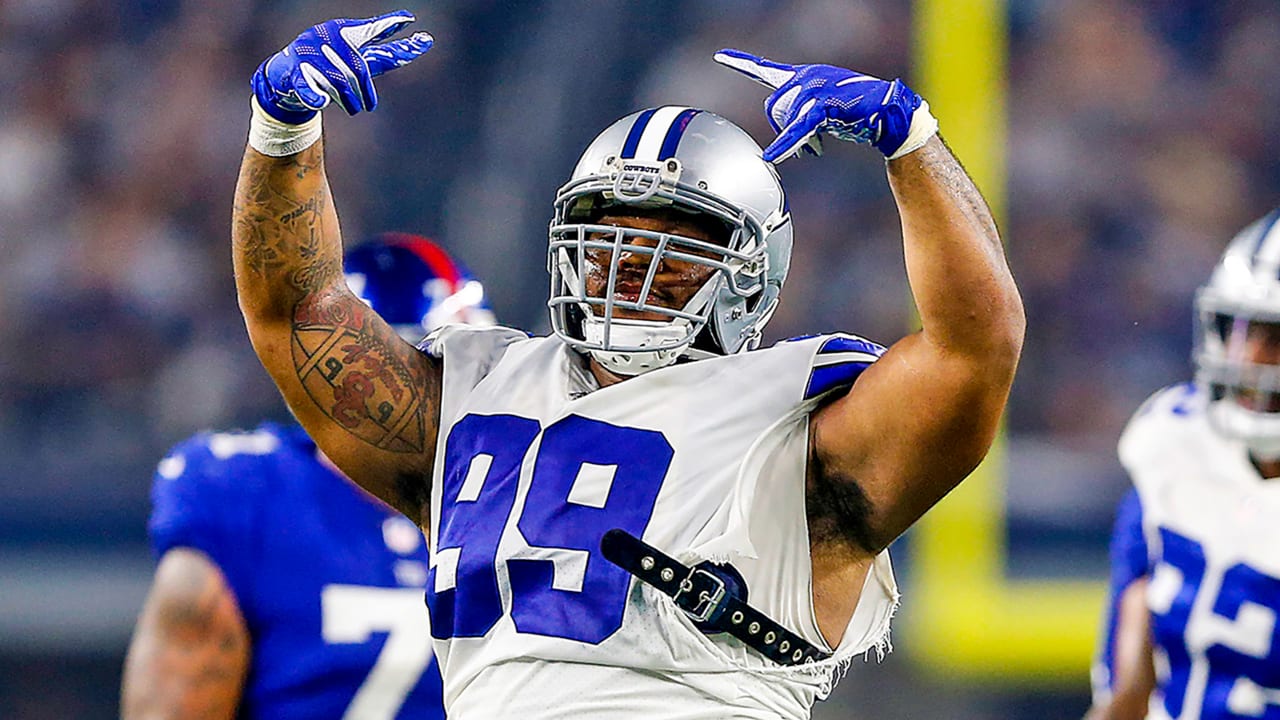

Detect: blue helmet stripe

[657,109,702,160]
[621,108,658,159]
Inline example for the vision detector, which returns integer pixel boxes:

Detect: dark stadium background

[2,0,1276,716]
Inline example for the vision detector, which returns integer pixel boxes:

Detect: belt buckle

[673,567,727,623]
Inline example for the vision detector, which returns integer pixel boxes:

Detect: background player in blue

[1087,210,1280,720]
[229,11,1024,718]
[120,233,494,719]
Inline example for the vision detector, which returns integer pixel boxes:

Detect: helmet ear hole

[1213,312,1232,341]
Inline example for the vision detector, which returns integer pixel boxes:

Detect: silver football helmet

[548,106,792,376]
[1194,209,1280,458]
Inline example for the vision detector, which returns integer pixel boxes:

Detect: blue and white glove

[249,10,433,156]
[713,49,937,164]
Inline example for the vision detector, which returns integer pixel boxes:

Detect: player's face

[1225,318,1280,411]
[582,209,726,322]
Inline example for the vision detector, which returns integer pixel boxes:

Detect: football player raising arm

[232,13,1023,719]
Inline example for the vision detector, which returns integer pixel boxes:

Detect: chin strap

[581,318,689,376]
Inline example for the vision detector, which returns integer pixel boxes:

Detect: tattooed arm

[121,549,249,720]
[232,141,439,522]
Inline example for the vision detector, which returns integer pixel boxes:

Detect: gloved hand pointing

[713,49,937,164]
[253,10,434,125]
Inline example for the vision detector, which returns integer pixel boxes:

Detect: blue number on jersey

[430,414,673,643]
[1152,528,1206,718]
[1152,527,1280,718]
[431,414,541,638]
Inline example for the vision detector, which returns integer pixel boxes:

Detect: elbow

[948,282,1025,374]
[236,287,291,329]
[997,288,1027,364]
[984,276,1025,373]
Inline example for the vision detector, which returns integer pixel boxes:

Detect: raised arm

[715,51,1025,554]
[232,12,438,521]
[812,134,1023,551]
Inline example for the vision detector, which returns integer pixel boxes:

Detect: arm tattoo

[232,146,340,302]
[233,144,434,456]
[292,291,433,453]
[122,553,249,720]
[158,567,248,693]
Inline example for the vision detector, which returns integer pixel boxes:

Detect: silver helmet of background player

[548,107,792,376]
[1195,209,1280,458]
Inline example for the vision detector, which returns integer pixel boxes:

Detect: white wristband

[248,97,322,157]
[887,99,939,160]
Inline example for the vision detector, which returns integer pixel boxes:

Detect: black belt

[600,528,831,666]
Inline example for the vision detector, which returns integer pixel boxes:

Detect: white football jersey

[422,325,898,720]
[1116,383,1280,719]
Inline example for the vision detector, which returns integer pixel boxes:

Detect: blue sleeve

[803,334,886,400]
[1094,488,1150,697]
[147,435,258,605]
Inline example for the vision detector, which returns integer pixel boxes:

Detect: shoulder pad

[1118,382,1204,464]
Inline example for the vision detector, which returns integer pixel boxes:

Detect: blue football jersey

[149,422,444,720]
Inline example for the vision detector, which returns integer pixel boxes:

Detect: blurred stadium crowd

[3,0,1280,716]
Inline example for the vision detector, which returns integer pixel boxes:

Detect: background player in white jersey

[230,11,1024,719]
[1087,210,1280,720]
[121,234,493,720]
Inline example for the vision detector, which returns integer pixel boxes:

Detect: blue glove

[713,49,934,163]
[253,10,434,124]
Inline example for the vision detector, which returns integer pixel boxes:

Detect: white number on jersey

[321,585,434,720]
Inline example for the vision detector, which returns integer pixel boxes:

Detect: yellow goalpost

[906,0,1106,682]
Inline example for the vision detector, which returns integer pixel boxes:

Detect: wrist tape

[248,97,322,157]
[888,99,939,160]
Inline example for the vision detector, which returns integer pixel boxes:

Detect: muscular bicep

[807,139,1022,554]
[233,143,439,521]
[810,331,1013,552]
[121,548,249,720]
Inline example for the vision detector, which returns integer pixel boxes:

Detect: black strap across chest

[600,528,832,667]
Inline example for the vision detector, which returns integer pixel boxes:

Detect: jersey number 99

[428,413,672,643]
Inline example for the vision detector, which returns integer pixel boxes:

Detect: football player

[230,12,1024,718]
[1087,211,1280,720]
[121,234,492,720]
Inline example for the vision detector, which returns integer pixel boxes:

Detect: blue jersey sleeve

[1093,488,1150,699]
[148,432,267,604]
[802,334,886,399]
